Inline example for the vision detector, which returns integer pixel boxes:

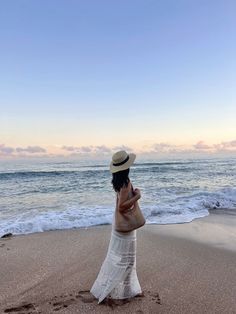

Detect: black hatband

[113,155,129,166]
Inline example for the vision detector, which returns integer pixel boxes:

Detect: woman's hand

[133,188,141,199]
[117,184,141,213]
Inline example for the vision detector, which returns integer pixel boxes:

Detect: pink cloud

[0,144,15,155]
[112,145,133,152]
[61,146,78,152]
[94,145,111,153]
[152,142,174,152]
[16,146,47,153]
[62,145,93,153]
[193,141,212,150]
[214,140,236,150]
[61,145,110,154]
[79,146,93,153]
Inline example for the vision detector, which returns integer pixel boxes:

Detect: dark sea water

[0,158,236,236]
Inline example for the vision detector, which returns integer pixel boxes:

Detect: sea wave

[1,187,235,237]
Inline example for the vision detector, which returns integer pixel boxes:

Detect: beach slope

[0,211,236,314]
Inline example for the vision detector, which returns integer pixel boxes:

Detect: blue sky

[0,0,235,157]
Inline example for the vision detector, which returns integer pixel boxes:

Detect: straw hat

[110,150,136,173]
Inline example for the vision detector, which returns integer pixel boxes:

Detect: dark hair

[111,168,130,192]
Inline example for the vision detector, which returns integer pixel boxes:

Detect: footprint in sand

[50,296,75,311]
[147,291,161,304]
[3,303,38,313]
[49,290,96,311]
[0,243,10,250]
[75,290,96,303]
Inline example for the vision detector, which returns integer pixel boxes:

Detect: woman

[90,150,143,304]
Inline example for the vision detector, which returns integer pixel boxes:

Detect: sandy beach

[1,210,236,314]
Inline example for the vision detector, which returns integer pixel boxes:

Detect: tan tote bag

[115,185,146,233]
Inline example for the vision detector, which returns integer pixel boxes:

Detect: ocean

[0,157,236,237]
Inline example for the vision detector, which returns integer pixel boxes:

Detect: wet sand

[0,210,236,314]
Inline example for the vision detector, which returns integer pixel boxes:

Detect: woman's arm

[117,182,141,213]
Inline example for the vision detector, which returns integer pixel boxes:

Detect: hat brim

[110,153,136,173]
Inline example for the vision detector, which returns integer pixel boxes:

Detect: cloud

[152,142,174,151]
[0,144,15,155]
[214,140,236,150]
[62,145,94,153]
[2,139,236,159]
[140,140,236,156]
[16,146,47,153]
[112,145,133,152]
[149,140,236,155]
[79,146,93,153]
[94,145,111,153]
[61,145,111,154]
[61,146,78,152]
[229,140,236,147]
[148,142,178,154]
[193,141,212,150]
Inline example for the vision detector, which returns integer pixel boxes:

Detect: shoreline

[3,208,236,252]
[0,210,236,313]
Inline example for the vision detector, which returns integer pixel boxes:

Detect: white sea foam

[0,206,114,236]
[1,188,235,237]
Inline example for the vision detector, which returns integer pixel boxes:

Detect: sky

[0,0,236,158]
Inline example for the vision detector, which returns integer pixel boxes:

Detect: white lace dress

[90,214,142,303]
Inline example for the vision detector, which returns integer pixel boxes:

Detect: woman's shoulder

[121,181,132,191]
[118,181,131,197]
